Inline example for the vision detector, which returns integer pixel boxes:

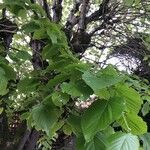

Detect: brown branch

[42,0,52,20]
[85,0,110,25]
[89,22,105,36]
[2,8,6,18]
[65,0,82,30]
[52,0,63,22]
[17,130,31,150]
[78,0,89,31]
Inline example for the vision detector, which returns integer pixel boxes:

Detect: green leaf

[98,88,110,99]
[61,80,93,99]
[51,92,69,107]
[82,68,123,96]
[30,3,46,16]
[0,75,8,95]
[6,4,25,17]
[47,73,69,88]
[31,103,61,135]
[22,21,40,33]
[108,132,139,150]
[18,8,27,18]
[140,133,150,150]
[76,133,109,150]
[46,59,71,71]
[86,133,109,150]
[0,67,5,75]
[67,115,82,136]
[135,0,141,6]
[63,124,72,135]
[61,82,80,97]
[116,84,142,113]
[81,97,125,142]
[16,51,32,60]
[142,102,150,116]
[142,96,150,102]
[67,114,82,136]
[124,0,134,6]
[49,121,64,138]
[76,135,86,150]
[33,28,47,39]
[118,112,147,135]
[0,63,16,80]
[18,77,39,93]
[101,126,115,138]
[0,107,3,114]
[47,29,58,44]
[42,44,59,60]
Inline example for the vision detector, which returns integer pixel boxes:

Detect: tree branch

[85,0,110,25]
[78,0,89,31]
[52,0,63,22]
[65,0,82,29]
[42,0,52,20]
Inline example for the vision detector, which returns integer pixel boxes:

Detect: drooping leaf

[81,97,125,142]
[108,132,139,150]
